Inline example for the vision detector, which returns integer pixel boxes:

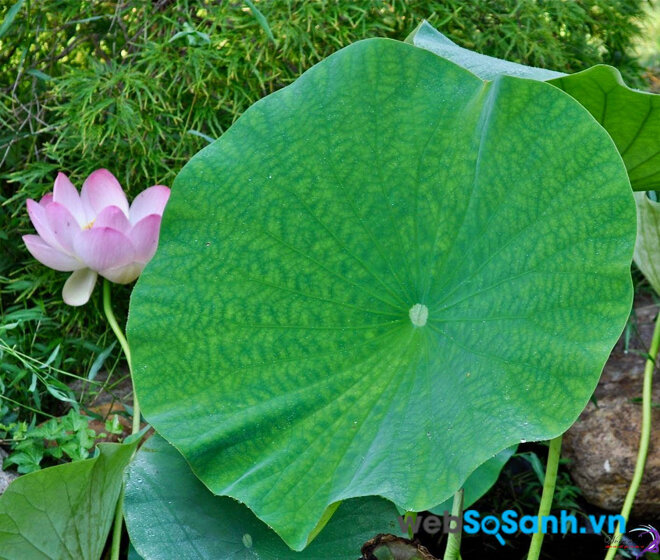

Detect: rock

[360,534,437,560]
[563,294,660,518]
[0,447,18,495]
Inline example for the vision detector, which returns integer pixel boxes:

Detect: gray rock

[0,447,18,495]
[563,295,660,518]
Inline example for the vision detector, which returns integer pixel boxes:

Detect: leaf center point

[409,303,428,327]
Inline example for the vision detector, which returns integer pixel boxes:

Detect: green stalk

[103,279,141,560]
[103,279,140,435]
[527,435,562,560]
[443,488,464,560]
[110,486,126,560]
[604,312,660,560]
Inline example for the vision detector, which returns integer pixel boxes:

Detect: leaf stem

[103,279,141,560]
[443,488,464,560]
[604,310,660,560]
[527,434,562,560]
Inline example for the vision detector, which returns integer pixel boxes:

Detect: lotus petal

[74,227,135,272]
[26,199,63,252]
[130,215,162,262]
[129,185,170,225]
[45,202,80,253]
[22,234,83,271]
[94,205,131,234]
[62,268,98,306]
[39,193,54,207]
[101,262,144,284]
[53,172,86,225]
[81,169,129,218]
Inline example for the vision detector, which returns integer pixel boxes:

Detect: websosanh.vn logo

[398,510,626,546]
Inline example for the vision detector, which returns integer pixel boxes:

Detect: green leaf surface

[409,21,660,191]
[429,446,516,515]
[128,38,635,550]
[633,191,660,295]
[551,67,660,191]
[124,435,405,560]
[0,441,136,560]
[128,544,145,560]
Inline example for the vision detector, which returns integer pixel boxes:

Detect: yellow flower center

[82,220,95,230]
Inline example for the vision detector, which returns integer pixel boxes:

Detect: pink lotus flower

[23,169,170,306]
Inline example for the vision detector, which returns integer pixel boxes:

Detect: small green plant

[1,409,122,473]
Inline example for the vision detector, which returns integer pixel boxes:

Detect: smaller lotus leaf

[0,442,136,560]
[124,435,406,560]
[633,191,660,294]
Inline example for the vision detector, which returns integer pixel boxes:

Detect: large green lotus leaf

[0,442,135,559]
[124,434,405,559]
[429,446,516,515]
[128,38,634,549]
[409,21,660,191]
[633,191,660,294]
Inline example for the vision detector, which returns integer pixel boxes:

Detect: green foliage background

[0,0,655,422]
